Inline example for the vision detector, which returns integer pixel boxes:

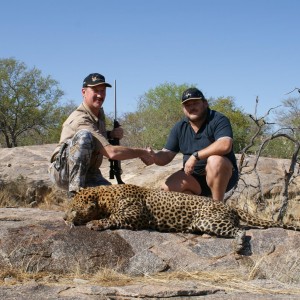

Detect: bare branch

[262,105,281,119]
[277,141,300,221]
[284,87,300,95]
[229,95,300,223]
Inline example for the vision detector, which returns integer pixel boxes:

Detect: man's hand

[140,147,155,166]
[184,155,197,175]
[110,127,124,140]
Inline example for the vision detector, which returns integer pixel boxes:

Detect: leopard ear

[72,210,77,218]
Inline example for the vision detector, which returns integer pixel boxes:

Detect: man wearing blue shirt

[144,87,238,201]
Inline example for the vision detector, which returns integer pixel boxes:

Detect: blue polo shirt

[164,108,237,174]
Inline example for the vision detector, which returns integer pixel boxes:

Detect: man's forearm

[153,150,175,166]
[104,145,148,160]
[197,138,233,160]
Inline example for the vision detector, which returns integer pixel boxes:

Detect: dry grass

[1,179,300,295]
[228,192,300,226]
[0,177,28,207]
[143,270,300,295]
[0,266,48,284]
[1,177,300,222]
[38,189,68,211]
[0,188,18,207]
[0,178,68,211]
[1,266,300,296]
[91,268,134,286]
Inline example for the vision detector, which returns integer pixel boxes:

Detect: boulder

[1,207,300,299]
[0,145,300,299]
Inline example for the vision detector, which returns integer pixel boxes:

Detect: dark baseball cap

[181,88,206,104]
[82,73,112,88]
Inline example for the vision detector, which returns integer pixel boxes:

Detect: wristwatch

[192,151,200,160]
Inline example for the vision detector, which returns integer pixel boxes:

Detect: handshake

[140,147,156,166]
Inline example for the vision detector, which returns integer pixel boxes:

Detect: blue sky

[1,0,299,119]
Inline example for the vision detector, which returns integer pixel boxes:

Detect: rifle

[109,80,125,184]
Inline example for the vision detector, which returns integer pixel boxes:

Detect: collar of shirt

[80,102,100,123]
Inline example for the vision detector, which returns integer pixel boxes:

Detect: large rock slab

[0,144,299,198]
[2,281,300,300]
[1,208,300,299]
[1,145,300,298]
[0,208,300,281]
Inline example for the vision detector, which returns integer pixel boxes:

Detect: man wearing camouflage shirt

[49,73,151,197]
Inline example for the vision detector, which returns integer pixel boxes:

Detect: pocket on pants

[49,158,69,191]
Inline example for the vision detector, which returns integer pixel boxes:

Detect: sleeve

[164,124,180,153]
[69,114,110,149]
[213,114,233,140]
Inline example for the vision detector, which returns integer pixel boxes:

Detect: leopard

[63,184,300,252]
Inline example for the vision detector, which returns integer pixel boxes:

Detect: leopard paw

[86,220,102,230]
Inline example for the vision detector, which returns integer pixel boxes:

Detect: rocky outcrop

[1,207,300,299]
[0,144,299,203]
[0,144,300,299]
[1,207,300,279]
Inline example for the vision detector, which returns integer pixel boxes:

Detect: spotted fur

[63,184,300,252]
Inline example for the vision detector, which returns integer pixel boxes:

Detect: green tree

[47,100,77,143]
[277,96,300,129]
[122,82,191,149]
[21,100,78,145]
[0,58,64,147]
[264,95,300,158]
[209,97,251,153]
[122,83,251,152]
[261,136,295,158]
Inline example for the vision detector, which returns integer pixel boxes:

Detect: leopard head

[63,189,100,226]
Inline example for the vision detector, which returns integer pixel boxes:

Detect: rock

[0,144,299,200]
[0,144,300,299]
[0,208,300,299]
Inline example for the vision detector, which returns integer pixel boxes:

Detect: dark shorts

[190,167,239,197]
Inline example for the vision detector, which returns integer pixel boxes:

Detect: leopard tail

[235,208,300,231]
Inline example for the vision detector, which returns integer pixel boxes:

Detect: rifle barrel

[114,80,117,121]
